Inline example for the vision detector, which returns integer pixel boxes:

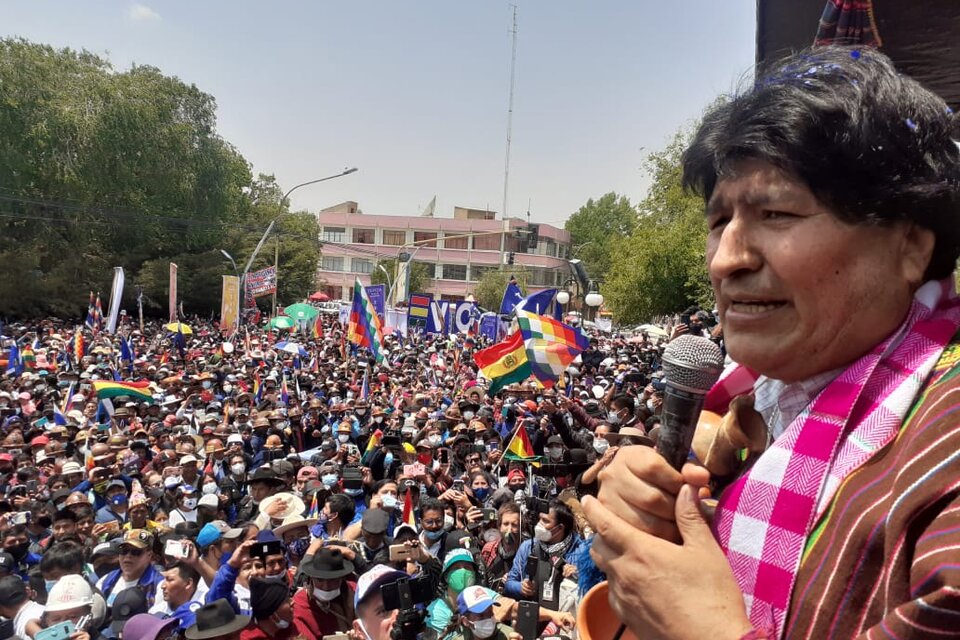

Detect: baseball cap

[443,549,476,574]
[297,466,319,481]
[46,574,94,612]
[0,552,14,574]
[196,522,223,548]
[110,587,149,634]
[198,494,219,509]
[122,529,154,550]
[354,564,408,609]
[180,454,198,465]
[507,469,526,483]
[209,520,245,540]
[227,434,244,445]
[457,586,500,615]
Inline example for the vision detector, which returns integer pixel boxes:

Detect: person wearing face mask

[95,480,129,526]
[242,577,300,640]
[425,549,481,635]
[504,501,583,612]
[1,526,41,580]
[369,406,386,429]
[310,494,354,541]
[168,486,200,527]
[418,498,449,561]
[293,547,357,638]
[449,586,518,640]
[480,503,522,593]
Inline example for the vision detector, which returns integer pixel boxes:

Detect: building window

[322,227,346,243]
[444,234,468,250]
[472,233,501,251]
[441,264,467,281]
[321,256,344,272]
[352,259,373,274]
[352,228,375,244]
[382,230,407,246]
[470,265,496,282]
[413,231,437,247]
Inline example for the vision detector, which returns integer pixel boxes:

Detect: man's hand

[520,579,536,598]
[465,506,483,525]
[583,484,751,640]
[228,540,255,570]
[264,496,289,518]
[562,563,577,580]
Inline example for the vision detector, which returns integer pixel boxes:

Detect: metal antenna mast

[500,4,519,267]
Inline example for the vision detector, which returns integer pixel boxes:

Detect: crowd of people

[0,306,683,640]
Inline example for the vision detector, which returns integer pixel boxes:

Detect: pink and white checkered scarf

[704,278,960,637]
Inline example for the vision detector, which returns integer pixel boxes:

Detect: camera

[381,576,434,640]
[342,466,363,491]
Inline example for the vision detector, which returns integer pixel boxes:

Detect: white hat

[45,574,93,612]
[180,454,198,465]
[60,461,84,475]
[198,494,219,509]
[227,434,243,445]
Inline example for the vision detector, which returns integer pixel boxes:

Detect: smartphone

[101,520,120,533]
[388,544,412,562]
[25,480,39,494]
[438,449,450,465]
[452,479,465,493]
[165,539,188,559]
[403,463,426,478]
[34,621,76,640]
[11,511,31,525]
[517,601,539,640]
[481,508,497,523]
[526,554,539,581]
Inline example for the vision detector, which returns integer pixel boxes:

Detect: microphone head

[661,335,724,394]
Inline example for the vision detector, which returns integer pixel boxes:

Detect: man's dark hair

[610,395,633,412]
[68,503,94,520]
[169,562,200,592]
[498,501,521,521]
[39,541,86,576]
[682,46,960,280]
[421,497,445,518]
[549,500,575,537]
[326,493,356,524]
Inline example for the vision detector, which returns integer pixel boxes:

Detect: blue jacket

[99,563,164,607]
[167,599,204,630]
[504,537,584,599]
[206,562,251,615]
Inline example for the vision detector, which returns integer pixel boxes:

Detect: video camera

[381,576,434,640]
[381,429,404,449]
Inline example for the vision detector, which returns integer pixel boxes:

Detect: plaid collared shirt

[753,368,844,440]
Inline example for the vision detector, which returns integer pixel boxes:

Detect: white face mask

[646,399,656,412]
[374,416,383,424]
[202,483,218,495]
[313,586,340,602]
[356,409,366,416]
[427,434,442,447]
[462,411,474,420]
[338,434,350,444]
[548,447,563,460]
[274,617,291,629]
[471,617,498,639]
[534,522,553,543]
[593,438,609,455]
[182,498,197,510]
[223,384,233,393]
[231,463,245,476]
[443,514,455,531]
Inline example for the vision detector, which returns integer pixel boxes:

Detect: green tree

[0,38,319,318]
[564,192,638,282]
[370,259,431,296]
[473,269,529,312]
[604,132,713,323]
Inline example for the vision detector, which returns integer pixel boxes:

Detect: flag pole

[492,419,524,476]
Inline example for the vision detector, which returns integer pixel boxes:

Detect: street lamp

[240,167,358,310]
[219,249,239,276]
[585,284,604,322]
[556,290,571,305]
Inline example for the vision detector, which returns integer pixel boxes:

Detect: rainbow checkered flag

[347,278,386,363]
[516,309,589,387]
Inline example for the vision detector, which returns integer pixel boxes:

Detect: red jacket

[239,622,299,640]
[292,582,357,640]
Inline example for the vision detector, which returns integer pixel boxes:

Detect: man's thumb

[675,484,713,547]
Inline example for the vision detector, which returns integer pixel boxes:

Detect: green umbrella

[268,316,295,330]
[284,302,319,321]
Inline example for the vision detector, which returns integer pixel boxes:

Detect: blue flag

[5,343,21,376]
[516,288,557,316]
[499,278,523,315]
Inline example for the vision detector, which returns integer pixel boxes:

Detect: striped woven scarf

[704,278,960,637]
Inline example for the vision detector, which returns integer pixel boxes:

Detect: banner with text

[246,266,277,298]
[365,284,386,320]
[168,263,178,322]
[407,293,432,332]
[220,275,241,331]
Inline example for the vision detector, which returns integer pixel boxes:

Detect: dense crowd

[0,308,698,640]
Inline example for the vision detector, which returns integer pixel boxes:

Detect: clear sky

[2,1,756,226]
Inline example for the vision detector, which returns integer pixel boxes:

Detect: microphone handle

[656,385,707,471]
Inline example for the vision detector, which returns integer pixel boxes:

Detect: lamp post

[240,168,358,314]
[220,249,239,276]
[585,283,604,322]
[557,277,581,322]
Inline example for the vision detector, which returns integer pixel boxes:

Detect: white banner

[106,267,125,334]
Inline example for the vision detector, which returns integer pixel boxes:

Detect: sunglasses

[119,546,145,557]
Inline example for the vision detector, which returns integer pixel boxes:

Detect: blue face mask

[424,529,444,542]
[321,474,338,488]
[45,578,57,594]
[473,487,490,501]
[383,452,394,467]
[111,494,128,507]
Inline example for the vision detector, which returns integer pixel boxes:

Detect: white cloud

[127,3,160,22]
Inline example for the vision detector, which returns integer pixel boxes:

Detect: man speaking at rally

[583,46,960,639]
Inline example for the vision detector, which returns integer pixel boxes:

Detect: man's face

[421,509,444,535]
[119,544,151,578]
[263,553,286,578]
[52,518,77,539]
[353,593,398,640]
[707,159,933,383]
[538,510,563,544]
[161,568,195,606]
[249,482,273,503]
[500,512,520,537]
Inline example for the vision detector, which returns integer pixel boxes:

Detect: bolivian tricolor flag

[473,330,530,395]
[503,422,541,467]
[91,380,155,403]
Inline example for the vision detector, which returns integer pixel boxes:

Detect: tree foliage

[564,192,638,283]
[604,132,713,324]
[473,269,529,312]
[0,38,320,318]
[369,259,431,297]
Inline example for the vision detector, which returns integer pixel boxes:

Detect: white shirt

[96,574,138,607]
[13,600,43,639]
[167,508,198,527]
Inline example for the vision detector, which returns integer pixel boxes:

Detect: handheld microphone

[657,335,724,470]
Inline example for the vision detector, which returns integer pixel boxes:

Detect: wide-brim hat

[605,426,654,447]
[185,598,251,640]
[273,513,318,537]
[247,467,284,486]
[300,547,356,579]
[258,493,305,520]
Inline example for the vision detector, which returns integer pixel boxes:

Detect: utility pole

[500,4,519,270]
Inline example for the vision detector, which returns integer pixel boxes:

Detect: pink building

[316,202,572,302]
